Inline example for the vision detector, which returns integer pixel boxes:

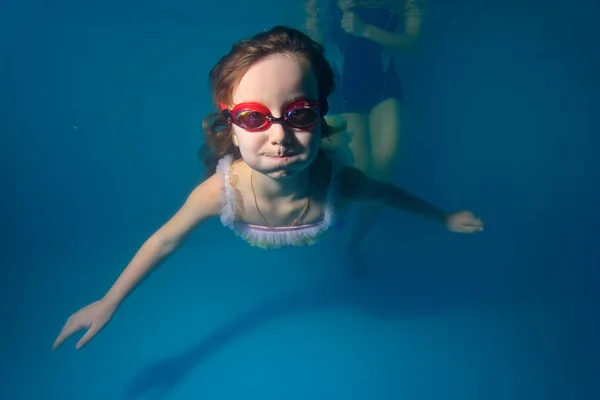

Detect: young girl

[53,25,483,351]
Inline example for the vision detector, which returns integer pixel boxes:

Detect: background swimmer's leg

[369,98,403,182]
[345,98,403,277]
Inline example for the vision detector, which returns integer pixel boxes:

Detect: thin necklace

[250,168,312,227]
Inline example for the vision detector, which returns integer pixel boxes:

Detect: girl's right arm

[53,174,224,350]
[101,174,223,307]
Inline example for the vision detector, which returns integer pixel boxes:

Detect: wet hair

[198,25,337,175]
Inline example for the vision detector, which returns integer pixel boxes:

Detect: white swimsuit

[216,155,341,249]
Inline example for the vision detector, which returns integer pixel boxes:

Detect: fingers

[341,12,353,32]
[53,315,84,350]
[76,324,100,350]
[447,210,485,233]
[339,0,359,11]
[450,212,484,233]
[304,2,319,15]
[463,217,484,232]
[472,216,484,231]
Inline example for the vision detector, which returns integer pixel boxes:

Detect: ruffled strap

[215,155,236,229]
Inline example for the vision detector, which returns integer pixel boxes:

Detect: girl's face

[229,54,322,180]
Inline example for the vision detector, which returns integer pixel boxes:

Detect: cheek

[232,128,247,147]
[233,129,262,152]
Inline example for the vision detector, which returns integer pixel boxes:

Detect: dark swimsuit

[327,2,404,114]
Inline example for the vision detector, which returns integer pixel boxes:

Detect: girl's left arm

[337,166,484,233]
[338,166,447,225]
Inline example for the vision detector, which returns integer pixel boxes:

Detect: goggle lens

[224,100,322,132]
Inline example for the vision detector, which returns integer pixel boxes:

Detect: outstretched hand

[445,211,484,233]
[53,299,117,350]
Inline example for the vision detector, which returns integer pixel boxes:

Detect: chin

[264,164,306,180]
[263,159,312,179]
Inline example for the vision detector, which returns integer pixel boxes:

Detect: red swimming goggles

[220,99,327,132]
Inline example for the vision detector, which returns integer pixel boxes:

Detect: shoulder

[311,152,348,194]
[200,154,250,199]
[336,166,385,204]
[310,154,369,201]
[185,173,226,218]
[337,166,369,195]
[184,157,250,223]
[153,173,225,243]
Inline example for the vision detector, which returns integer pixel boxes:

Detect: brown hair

[198,25,337,175]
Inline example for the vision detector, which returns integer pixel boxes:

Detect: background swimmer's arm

[338,166,447,225]
[361,0,425,52]
[102,174,223,308]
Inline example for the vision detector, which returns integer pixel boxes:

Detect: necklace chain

[250,169,312,228]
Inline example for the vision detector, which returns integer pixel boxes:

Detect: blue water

[1,0,599,399]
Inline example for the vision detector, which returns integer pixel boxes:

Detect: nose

[268,120,292,146]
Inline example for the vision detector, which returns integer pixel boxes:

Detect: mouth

[266,152,297,158]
